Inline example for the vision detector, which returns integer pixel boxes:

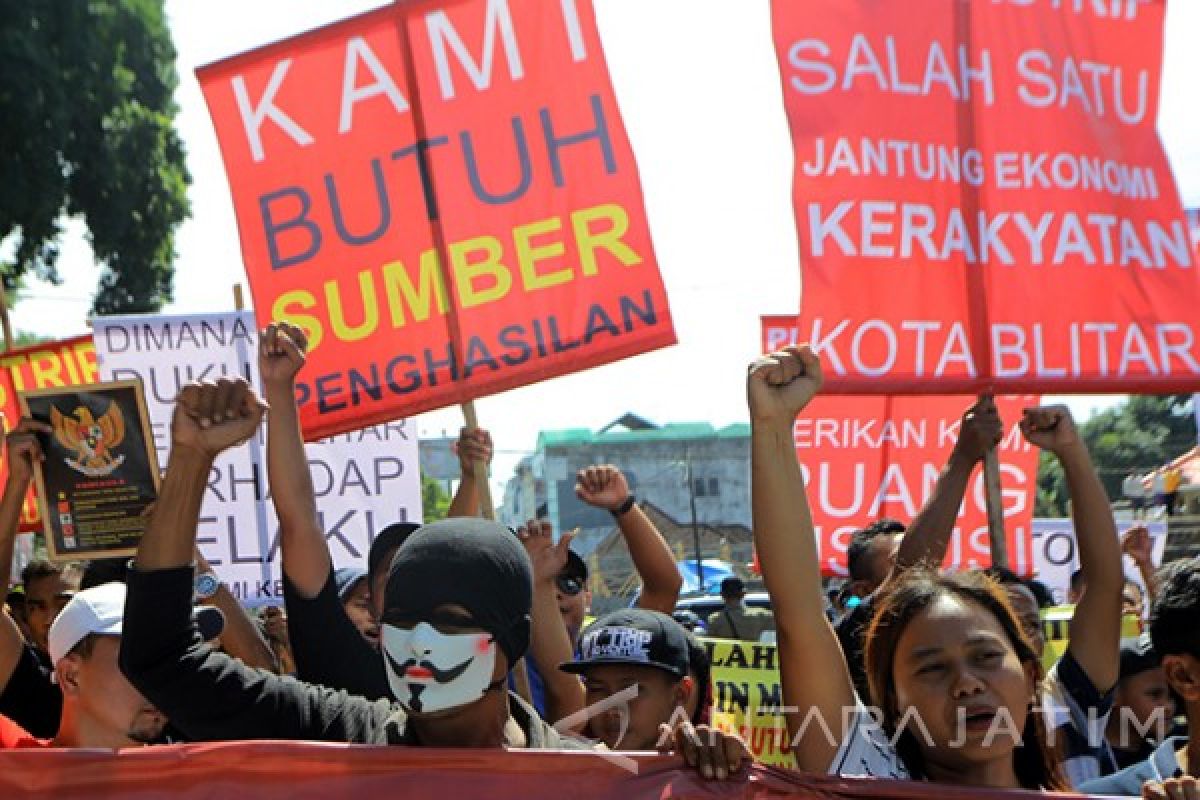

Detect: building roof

[537,420,749,449]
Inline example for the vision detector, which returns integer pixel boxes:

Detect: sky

[10,1,1200,498]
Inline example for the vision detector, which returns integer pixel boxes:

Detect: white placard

[93,312,421,605]
[1031,518,1168,607]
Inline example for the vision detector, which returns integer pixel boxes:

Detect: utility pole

[684,445,704,592]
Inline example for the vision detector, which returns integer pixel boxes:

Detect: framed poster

[19,380,159,561]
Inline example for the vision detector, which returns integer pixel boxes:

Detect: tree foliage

[1036,394,1197,516]
[421,475,451,522]
[0,0,190,314]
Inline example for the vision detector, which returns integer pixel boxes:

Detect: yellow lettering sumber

[571,204,642,276]
[514,217,571,291]
[273,290,325,351]
[449,236,512,308]
[382,252,449,326]
[325,270,380,343]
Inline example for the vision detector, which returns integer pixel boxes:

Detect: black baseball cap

[560,608,689,679]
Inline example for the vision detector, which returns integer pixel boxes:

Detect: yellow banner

[701,637,796,768]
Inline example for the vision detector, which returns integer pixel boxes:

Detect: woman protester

[748,345,1068,791]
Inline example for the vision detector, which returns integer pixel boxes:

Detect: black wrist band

[610,495,636,517]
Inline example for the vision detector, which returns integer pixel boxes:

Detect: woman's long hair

[863,569,1068,791]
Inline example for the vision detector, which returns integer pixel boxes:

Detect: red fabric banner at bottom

[0,742,1107,799]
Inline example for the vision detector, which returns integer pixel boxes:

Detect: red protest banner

[0,336,98,533]
[198,1,674,440]
[0,741,1115,800]
[771,0,1198,394]
[763,313,1039,576]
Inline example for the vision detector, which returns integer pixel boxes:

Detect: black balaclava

[383,518,532,666]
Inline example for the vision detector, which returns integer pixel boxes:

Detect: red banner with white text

[0,336,98,534]
[198,0,674,440]
[771,0,1198,394]
[762,317,1039,575]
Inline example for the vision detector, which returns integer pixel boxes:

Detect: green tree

[0,0,190,314]
[422,475,451,522]
[1036,394,1197,515]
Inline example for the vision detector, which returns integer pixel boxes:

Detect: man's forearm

[894,452,974,574]
[1062,445,1123,691]
[527,582,584,725]
[0,481,28,591]
[136,447,213,571]
[447,475,481,518]
[209,584,279,671]
[265,382,330,595]
[1134,557,1157,604]
[621,508,682,613]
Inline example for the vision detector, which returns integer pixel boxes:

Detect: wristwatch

[194,571,220,601]
[610,494,637,517]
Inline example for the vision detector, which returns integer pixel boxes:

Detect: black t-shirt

[0,644,61,738]
[283,568,390,701]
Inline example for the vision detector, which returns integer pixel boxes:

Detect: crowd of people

[0,332,1197,799]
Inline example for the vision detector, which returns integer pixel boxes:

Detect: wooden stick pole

[981,393,1008,569]
[233,283,245,312]
[460,399,495,520]
[0,285,13,353]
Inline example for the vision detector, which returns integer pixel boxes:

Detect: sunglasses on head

[556,574,585,596]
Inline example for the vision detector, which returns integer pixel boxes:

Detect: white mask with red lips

[381,622,499,714]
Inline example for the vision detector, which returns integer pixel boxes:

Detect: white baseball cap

[47,580,225,666]
[48,582,125,665]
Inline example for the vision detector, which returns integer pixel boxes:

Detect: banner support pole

[980,394,1008,569]
[459,399,495,521]
[0,285,13,353]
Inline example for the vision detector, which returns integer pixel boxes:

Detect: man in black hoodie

[119,378,744,771]
[119,378,578,748]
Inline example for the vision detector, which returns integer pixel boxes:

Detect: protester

[1152,470,1168,516]
[747,345,1117,791]
[333,567,377,647]
[1125,472,1150,520]
[1102,634,1175,771]
[261,322,484,700]
[2,581,223,748]
[1081,558,1200,797]
[0,419,78,736]
[516,465,684,719]
[119,379,740,777]
[1123,525,1158,609]
[834,396,1005,700]
[559,608,742,770]
[258,606,296,676]
[843,519,906,603]
[574,464,682,615]
[704,577,774,642]
[838,390,1127,785]
[514,518,587,725]
[1163,465,1183,517]
[4,589,31,644]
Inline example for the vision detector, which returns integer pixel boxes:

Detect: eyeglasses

[556,574,585,596]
